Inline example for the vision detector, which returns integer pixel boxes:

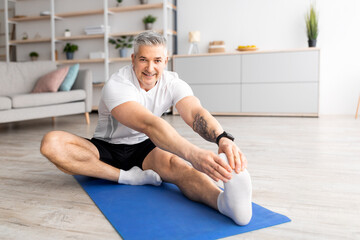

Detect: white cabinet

[242,83,319,113]
[174,54,241,113]
[174,55,241,84]
[191,84,241,113]
[241,51,319,83]
[173,49,320,116]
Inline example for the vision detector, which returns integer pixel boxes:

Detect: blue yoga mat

[74,176,291,240]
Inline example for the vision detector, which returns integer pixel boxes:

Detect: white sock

[217,153,252,225]
[118,166,162,186]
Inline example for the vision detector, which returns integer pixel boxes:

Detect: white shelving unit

[0,1,13,61]
[3,0,177,109]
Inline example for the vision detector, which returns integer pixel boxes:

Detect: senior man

[41,31,252,225]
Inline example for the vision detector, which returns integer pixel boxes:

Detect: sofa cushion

[32,66,69,93]
[59,64,80,91]
[11,90,86,109]
[0,96,12,110]
[0,61,57,96]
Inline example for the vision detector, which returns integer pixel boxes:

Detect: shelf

[109,30,148,37]
[56,34,104,41]
[56,58,105,64]
[109,55,174,63]
[0,8,14,12]
[109,3,163,13]
[54,3,175,19]
[9,15,50,22]
[10,38,51,44]
[109,57,132,63]
[166,30,177,35]
[110,29,177,38]
[93,82,105,87]
[56,9,104,18]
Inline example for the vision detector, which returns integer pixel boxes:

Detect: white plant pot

[64,31,71,37]
[145,23,153,30]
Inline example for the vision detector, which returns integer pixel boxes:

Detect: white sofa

[0,61,92,124]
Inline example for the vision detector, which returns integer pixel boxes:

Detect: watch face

[225,132,234,140]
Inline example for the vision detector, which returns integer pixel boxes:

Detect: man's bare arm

[192,110,222,143]
[111,101,232,181]
[176,96,223,143]
[176,96,247,173]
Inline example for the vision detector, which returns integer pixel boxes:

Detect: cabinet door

[190,84,241,113]
[242,51,319,83]
[242,83,318,113]
[174,55,241,84]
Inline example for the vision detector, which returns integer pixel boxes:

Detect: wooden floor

[1,113,359,240]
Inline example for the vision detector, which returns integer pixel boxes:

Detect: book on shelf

[84,25,110,35]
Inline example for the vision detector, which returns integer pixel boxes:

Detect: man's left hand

[218,138,247,174]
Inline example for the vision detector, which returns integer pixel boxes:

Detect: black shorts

[87,138,156,170]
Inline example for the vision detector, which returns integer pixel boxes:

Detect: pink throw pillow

[32,66,70,93]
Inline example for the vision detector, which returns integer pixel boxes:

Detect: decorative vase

[140,0,148,4]
[308,39,317,47]
[145,23,153,30]
[119,48,127,58]
[22,32,28,40]
[66,52,74,60]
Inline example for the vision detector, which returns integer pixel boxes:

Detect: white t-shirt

[93,65,193,144]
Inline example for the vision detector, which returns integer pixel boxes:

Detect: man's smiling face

[131,45,168,91]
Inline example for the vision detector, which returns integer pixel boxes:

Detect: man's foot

[118,166,162,186]
[217,153,252,225]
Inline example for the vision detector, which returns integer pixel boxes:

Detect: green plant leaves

[143,15,157,24]
[108,36,134,49]
[305,4,319,40]
[63,43,78,53]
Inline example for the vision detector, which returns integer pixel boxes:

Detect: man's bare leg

[142,147,221,209]
[142,148,252,225]
[40,131,161,185]
[41,131,120,181]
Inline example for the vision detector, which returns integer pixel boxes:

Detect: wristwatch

[216,131,234,146]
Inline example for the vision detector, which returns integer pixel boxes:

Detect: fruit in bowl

[236,45,258,51]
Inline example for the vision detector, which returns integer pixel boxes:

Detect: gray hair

[133,31,167,56]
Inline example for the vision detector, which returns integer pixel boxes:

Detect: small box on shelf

[208,41,226,53]
[89,52,105,59]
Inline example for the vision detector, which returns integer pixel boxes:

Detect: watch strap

[216,131,234,146]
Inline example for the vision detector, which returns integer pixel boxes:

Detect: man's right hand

[189,149,233,182]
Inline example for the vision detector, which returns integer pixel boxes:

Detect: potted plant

[29,51,39,61]
[116,0,123,7]
[64,29,71,37]
[63,43,78,60]
[140,0,148,4]
[143,15,156,30]
[109,36,134,57]
[305,3,319,47]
